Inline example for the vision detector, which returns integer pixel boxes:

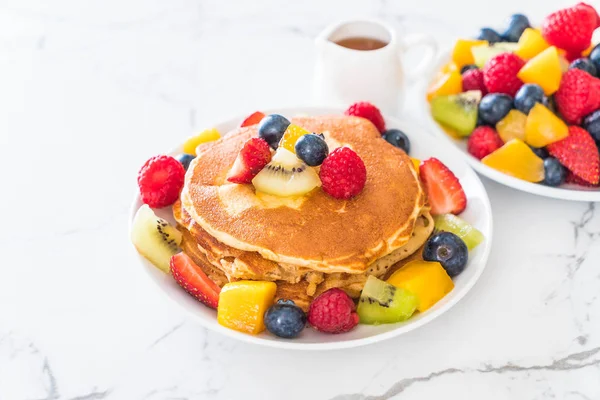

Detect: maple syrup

[335,36,388,51]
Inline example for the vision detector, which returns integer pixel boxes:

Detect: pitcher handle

[400,33,438,83]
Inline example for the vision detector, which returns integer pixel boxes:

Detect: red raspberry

[467,126,504,160]
[345,102,386,133]
[308,288,359,334]
[542,3,598,54]
[319,147,367,199]
[462,69,487,95]
[482,53,525,96]
[138,155,185,208]
[554,69,600,124]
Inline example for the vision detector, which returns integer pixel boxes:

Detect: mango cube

[217,281,277,335]
[183,128,221,156]
[452,39,487,68]
[481,139,545,182]
[525,103,569,148]
[517,46,562,95]
[514,28,550,60]
[496,109,527,143]
[279,124,310,153]
[427,70,462,101]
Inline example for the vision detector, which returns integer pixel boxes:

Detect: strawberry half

[170,252,221,309]
[226,137,272,184]
[547,126,600,185]
[240,111,265,127]
[419,158,467,216]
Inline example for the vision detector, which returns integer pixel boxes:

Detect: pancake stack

[174,115,434,311]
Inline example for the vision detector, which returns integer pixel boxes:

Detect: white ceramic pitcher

[313,19,438,115]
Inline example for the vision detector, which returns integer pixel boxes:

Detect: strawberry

[482,53,525,96]
[467,126,503,160]
[554,69,600,124]
[541,3,598,54]
[419,158,467,215]
[170,253,221,309]
[566,170,599,187]
[461,69,487,95]
[345,102,386,133]
[226,138,272,184]
[548,126,600,185]
[240,111,265,127]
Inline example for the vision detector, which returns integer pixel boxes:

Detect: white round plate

[129,106,493,350]
[418,52,600,202]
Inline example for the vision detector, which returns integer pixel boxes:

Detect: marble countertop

[2,0,599,399]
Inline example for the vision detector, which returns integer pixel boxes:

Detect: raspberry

[319,147,367,199]
[467,126,504,160]
[542,3,598,54]
[483,53,525,96]
[344,102,386,133]
[308,288,359,334]
[138,155,185,208]
[461,69,487,95]
[554,68,600,124]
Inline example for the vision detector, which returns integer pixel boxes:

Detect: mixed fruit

[131,102,486,339]
[429,3,600,188]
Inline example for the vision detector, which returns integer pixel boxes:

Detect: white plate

[418,52,600,202]
[129,106,493,350]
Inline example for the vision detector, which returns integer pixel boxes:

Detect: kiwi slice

[434,213,484,250]
[357,276,419,325]
[252,148,321,197]
[131,205,182,273]
[472,42,519,67]
[431,90,481,137]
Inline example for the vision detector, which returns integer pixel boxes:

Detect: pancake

[181,115,426,273]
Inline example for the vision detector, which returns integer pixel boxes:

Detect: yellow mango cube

[411,158,421,173]
[517,47,562,95]
[279,124,310,153]
[452,39,488,68]
[183,128,221,156]
[387,261,454,312]
[427,70,462,101]
[582,44,594,57]
[496,109,527,143]
[217,281,277,335]
[482,139,545,182]
[525,103,569,148]
[514,28,550,60]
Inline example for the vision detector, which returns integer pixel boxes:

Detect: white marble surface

[1,0,599,399]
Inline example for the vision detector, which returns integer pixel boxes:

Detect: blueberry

[502,14,530,42]
[258,114,290,149]
[460,64,479,74]
[542,157,567,187]
[479,93,513,125]
[295,133,329,166]
[423,232,468,278]
[514,84,548,114]
[175,153,195,171]
[264,300,306,339]
[569,58,597,77]
[590,44,600,73]
[530,146,549,159]
[477,27,502,44]
[382,129,411,154]
[583,110,600,142]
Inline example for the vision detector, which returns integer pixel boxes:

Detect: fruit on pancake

[227,138,272,184]
[433,213,484,250]
[387,261,454,312]
[357,276,418,324]
[382,129,410,154]
[279,124,311,153]
[170,252,221,309]
[452,39,487,68]
[583,110,600,142]
[182,128,221,156]
[258,114,291,149]
[295,133,329,166]
[569,58,597,76]
[517,46,562,95]
[264,299,307,339]
[541,3,599,54]
[308,288,359,333]
[471,42,519,67]
[476,28,501,44]
[319,147,367,199]
[430,91,480,136]
[175,153,195,171]
[524,103,568,147]
[467,126,503,160]
[481,139,545,182]
[478,93,513,126]
[514,84,548,114]
[461,68,487,95]
[240,111,265,127]
[217,281,277,335]
[554,68,600,124]
[502,14,531,43]
[427,69,462,101]
[547,126,600,185]
[496,109,527,143]
[423,232,468,278]
[252,147,321,197]
[420,158,467,216]
[131,205,182,274]
[137,155,186,208]
[543,157,567,187]
[411,158,421,172]
[482,52,524,96]
[515,28,550,60]
[344,101,386,133]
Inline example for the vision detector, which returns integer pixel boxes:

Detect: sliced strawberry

[226,138,272,184]
[240,111,265,127]
[547,126,600,185]
[419,158,467,215]
[566,171,599,187]
[170,252,220,309]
